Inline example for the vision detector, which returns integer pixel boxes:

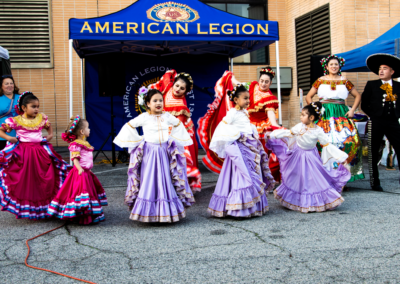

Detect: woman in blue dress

[0,75,20,149]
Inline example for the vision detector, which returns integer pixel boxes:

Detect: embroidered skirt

[0,141,70,219]
[125,139,194,223]
[208,134,275,218]
[47,167,108,224]
[266,138,350,213]
[316,102,364,182]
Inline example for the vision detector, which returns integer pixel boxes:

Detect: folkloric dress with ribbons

[245,81,281,182]
[208,108,275,217]
[312,78,364,182]
[47,139,108,224]
[114,112,195,223]
[0,113,71,219]
[197,71,281,181]
[148,70,201,192]
[267,123,350,213]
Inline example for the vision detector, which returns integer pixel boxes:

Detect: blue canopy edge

[69,0,279,58]
[337,22,400,72]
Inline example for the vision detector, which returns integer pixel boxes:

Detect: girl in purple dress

[266,102,350,213]
[208,84,276,218]
[114,89,194,223]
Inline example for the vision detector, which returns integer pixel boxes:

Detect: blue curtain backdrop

[85,53,228,150]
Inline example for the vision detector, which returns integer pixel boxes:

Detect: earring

[235,104,241,110]
[146,109,151,114]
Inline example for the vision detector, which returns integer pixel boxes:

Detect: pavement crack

[210,218,293,258]
[64,225,134,270]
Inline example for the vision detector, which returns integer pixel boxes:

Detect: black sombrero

[366,53,400,78]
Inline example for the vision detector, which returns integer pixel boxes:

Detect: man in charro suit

[361,53,400,191]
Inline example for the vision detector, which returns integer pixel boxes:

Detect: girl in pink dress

[47,115,108,224]
[0,92,70,220]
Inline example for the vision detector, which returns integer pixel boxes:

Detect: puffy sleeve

[42,114,50,129]
[317,127,348,170]
[167,113,193,147]
[69,143,82,161]
[345,80,354,92]
[209,109,241,158]
[270,123,301,139]
[312,79,322,90]
[113,115,144,148]
[1,117,15,132]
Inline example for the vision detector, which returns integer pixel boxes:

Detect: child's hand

[8,137,18,144]
[78,168,84,175]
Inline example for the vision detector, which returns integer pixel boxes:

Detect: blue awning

[69,0,279,58]
[337,22,400,72]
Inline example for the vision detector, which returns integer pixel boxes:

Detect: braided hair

[61,115,87,143]
[227,84,248,102]
[303,102,323,122]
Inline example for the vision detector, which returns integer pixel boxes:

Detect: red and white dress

[246,81,281,182]
[0,113,71,220]
[149,69,201,192]
[47,140,108,224]
[198,71,281,181]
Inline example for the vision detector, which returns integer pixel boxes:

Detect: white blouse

[210,108,258,158]
[270,123,348,170]
[315,77,352,100]
[113,112,192,150]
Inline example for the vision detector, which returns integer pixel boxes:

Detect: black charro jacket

[361,79,400,119]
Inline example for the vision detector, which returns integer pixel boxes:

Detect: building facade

[2,0,400,145]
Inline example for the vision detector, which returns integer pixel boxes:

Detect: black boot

[371,185,384,192]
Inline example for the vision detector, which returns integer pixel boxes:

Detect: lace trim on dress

[13,113,47,130]
[71,139,94,151]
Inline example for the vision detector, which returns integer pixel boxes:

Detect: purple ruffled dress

[266,123,350,213]
[114,112,195,223]
[207,108,275,218]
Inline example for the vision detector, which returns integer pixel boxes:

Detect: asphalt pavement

[1,149,400,284]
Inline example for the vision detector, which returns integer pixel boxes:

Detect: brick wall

[9,0,400,146]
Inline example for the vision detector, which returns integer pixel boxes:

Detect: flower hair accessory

[61,132,77,143]
[320,55,345,75]
[61,115,80,142]
[228,83,246,101]
[175,72,194,90]
[138,86,148,106]
[311,102,321,115]
[260,67,276,78]
[15,91,33,115]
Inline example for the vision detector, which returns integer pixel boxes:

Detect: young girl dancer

[47,116,108,224]
[266,102,351,213]
[0,91,70,219]
[114,88,195,223]
[208,84,275,218]
[148,70,201,192]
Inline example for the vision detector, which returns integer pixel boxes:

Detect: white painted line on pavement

[92,167,129,175]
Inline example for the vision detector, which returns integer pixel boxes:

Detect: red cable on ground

[25,223,97,284]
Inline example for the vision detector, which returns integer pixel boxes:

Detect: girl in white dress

[208,84,275,218]
[267,102,351,213]
[114,89,194,223]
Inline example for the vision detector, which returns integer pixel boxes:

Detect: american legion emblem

[147,2,200,22]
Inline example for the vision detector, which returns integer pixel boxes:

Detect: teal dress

[0,93,20,140]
